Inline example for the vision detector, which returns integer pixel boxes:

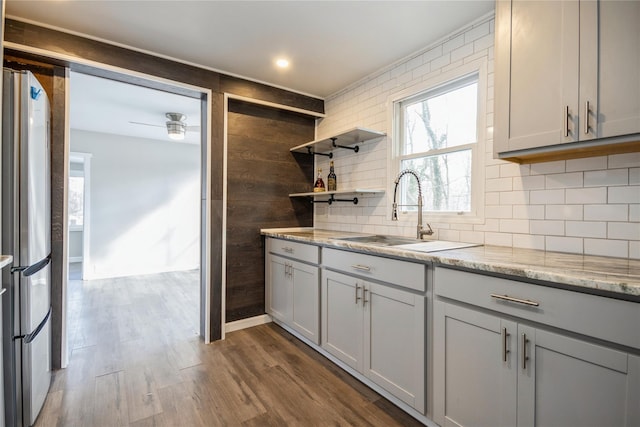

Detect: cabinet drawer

[267,238,320,264]
[434,267,640,350]
[324,248,425,292]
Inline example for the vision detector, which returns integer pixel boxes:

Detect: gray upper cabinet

[495,0,640,161]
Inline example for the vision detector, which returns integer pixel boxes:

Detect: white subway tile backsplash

[530,220,564,236]
[608,222,640,241]
[486,177,513,192]
[486,205,512,219]
[545,205,583,221]
[630,241,640,260]
[546,236,583,254]
[499,163,524,177]
[513,234,545,250]
[500,219,530,234]
[513,175,545,191]
[545,172,583,189]
[584,239,628,258]
[609,152,640,169]
[565,187,607,204]
[565,156,607,172]
[566,221,607,238]
[459,230,485,244]
[316,15,638,259]
[530,189,565,205]
[530,160,565,175]
[608,186,640,204]
[485,232,513,247]
[500,191,529,205]
[513,205,545,220]
[584,169,628,187]
[584,205,628,221]
[485,192,500,205]
[465,21,491,43]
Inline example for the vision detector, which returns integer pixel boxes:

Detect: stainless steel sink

[334,235,422,246]
[394,240,481,253]
[334,234,481,252]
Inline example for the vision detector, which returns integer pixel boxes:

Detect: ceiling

[69,72,202,144]
[6,0,494,99]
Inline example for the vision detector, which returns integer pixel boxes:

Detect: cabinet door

[495,0,579,153]
[363,283,426,413]
[581,0,640,140]
[290,260,320,344]
[517,326,639,427]
[321,270,363,371]
[433,302,517,427]
[266,254,291,323]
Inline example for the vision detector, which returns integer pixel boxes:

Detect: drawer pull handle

[351,264,371,272]
[282,247,294,254]
[490,294,539,307]
[502,327,510,362]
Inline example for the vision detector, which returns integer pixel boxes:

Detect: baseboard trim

[225,314,272,333]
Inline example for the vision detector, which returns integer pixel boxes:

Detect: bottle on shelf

[313,168,326,192]
[327,161,337,191]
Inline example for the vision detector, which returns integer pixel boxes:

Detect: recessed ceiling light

[275,58,290,68]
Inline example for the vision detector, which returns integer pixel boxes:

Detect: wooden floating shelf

[290,127,386,156]
[289,189,385,198]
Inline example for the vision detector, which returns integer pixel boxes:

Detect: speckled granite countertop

[261,228,640,301]
[0,255,13,270]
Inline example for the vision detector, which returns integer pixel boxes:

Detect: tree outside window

[397,74,479,214]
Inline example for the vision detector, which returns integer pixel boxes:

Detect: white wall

[71,129,200,279]
[315,13,640,259]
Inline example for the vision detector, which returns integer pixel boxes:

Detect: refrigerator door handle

[22,255,51,277]
[23,306,51,344]
[10,254,51,276]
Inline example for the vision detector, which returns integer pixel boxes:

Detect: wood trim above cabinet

[497,138,640,164]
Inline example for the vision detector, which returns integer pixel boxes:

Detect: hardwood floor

[36,270,422,426]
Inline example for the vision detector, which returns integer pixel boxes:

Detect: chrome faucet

[392,169,434,240]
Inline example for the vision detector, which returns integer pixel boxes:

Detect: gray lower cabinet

[321,268,426,413]
[434,267,640,427]
[265,238,320,344]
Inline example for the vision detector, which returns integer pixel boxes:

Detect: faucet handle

[391,203,398,221]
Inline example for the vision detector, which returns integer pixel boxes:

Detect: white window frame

[387,58,486,224]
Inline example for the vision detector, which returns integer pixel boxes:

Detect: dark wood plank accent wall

[226,100,314,321]
[3,18,322,364]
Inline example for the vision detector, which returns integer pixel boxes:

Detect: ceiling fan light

[166,121,186,140]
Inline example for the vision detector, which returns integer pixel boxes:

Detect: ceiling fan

[129,112,200,141]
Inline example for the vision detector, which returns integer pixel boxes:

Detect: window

[68,170,85,228]
[394,68,484,219]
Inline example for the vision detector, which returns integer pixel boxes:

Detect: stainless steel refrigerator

[1,69,52,427]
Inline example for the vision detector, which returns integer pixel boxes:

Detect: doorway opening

[64,70,207,365]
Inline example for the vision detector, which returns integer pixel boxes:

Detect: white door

[363,282,425,412]
[321,270,363,371]
[290,260,319,344]
[266,254,291,323]
[495,0,580,153]
[433,302,517,427]
[517,326,639,427]
[580,0,640,140]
